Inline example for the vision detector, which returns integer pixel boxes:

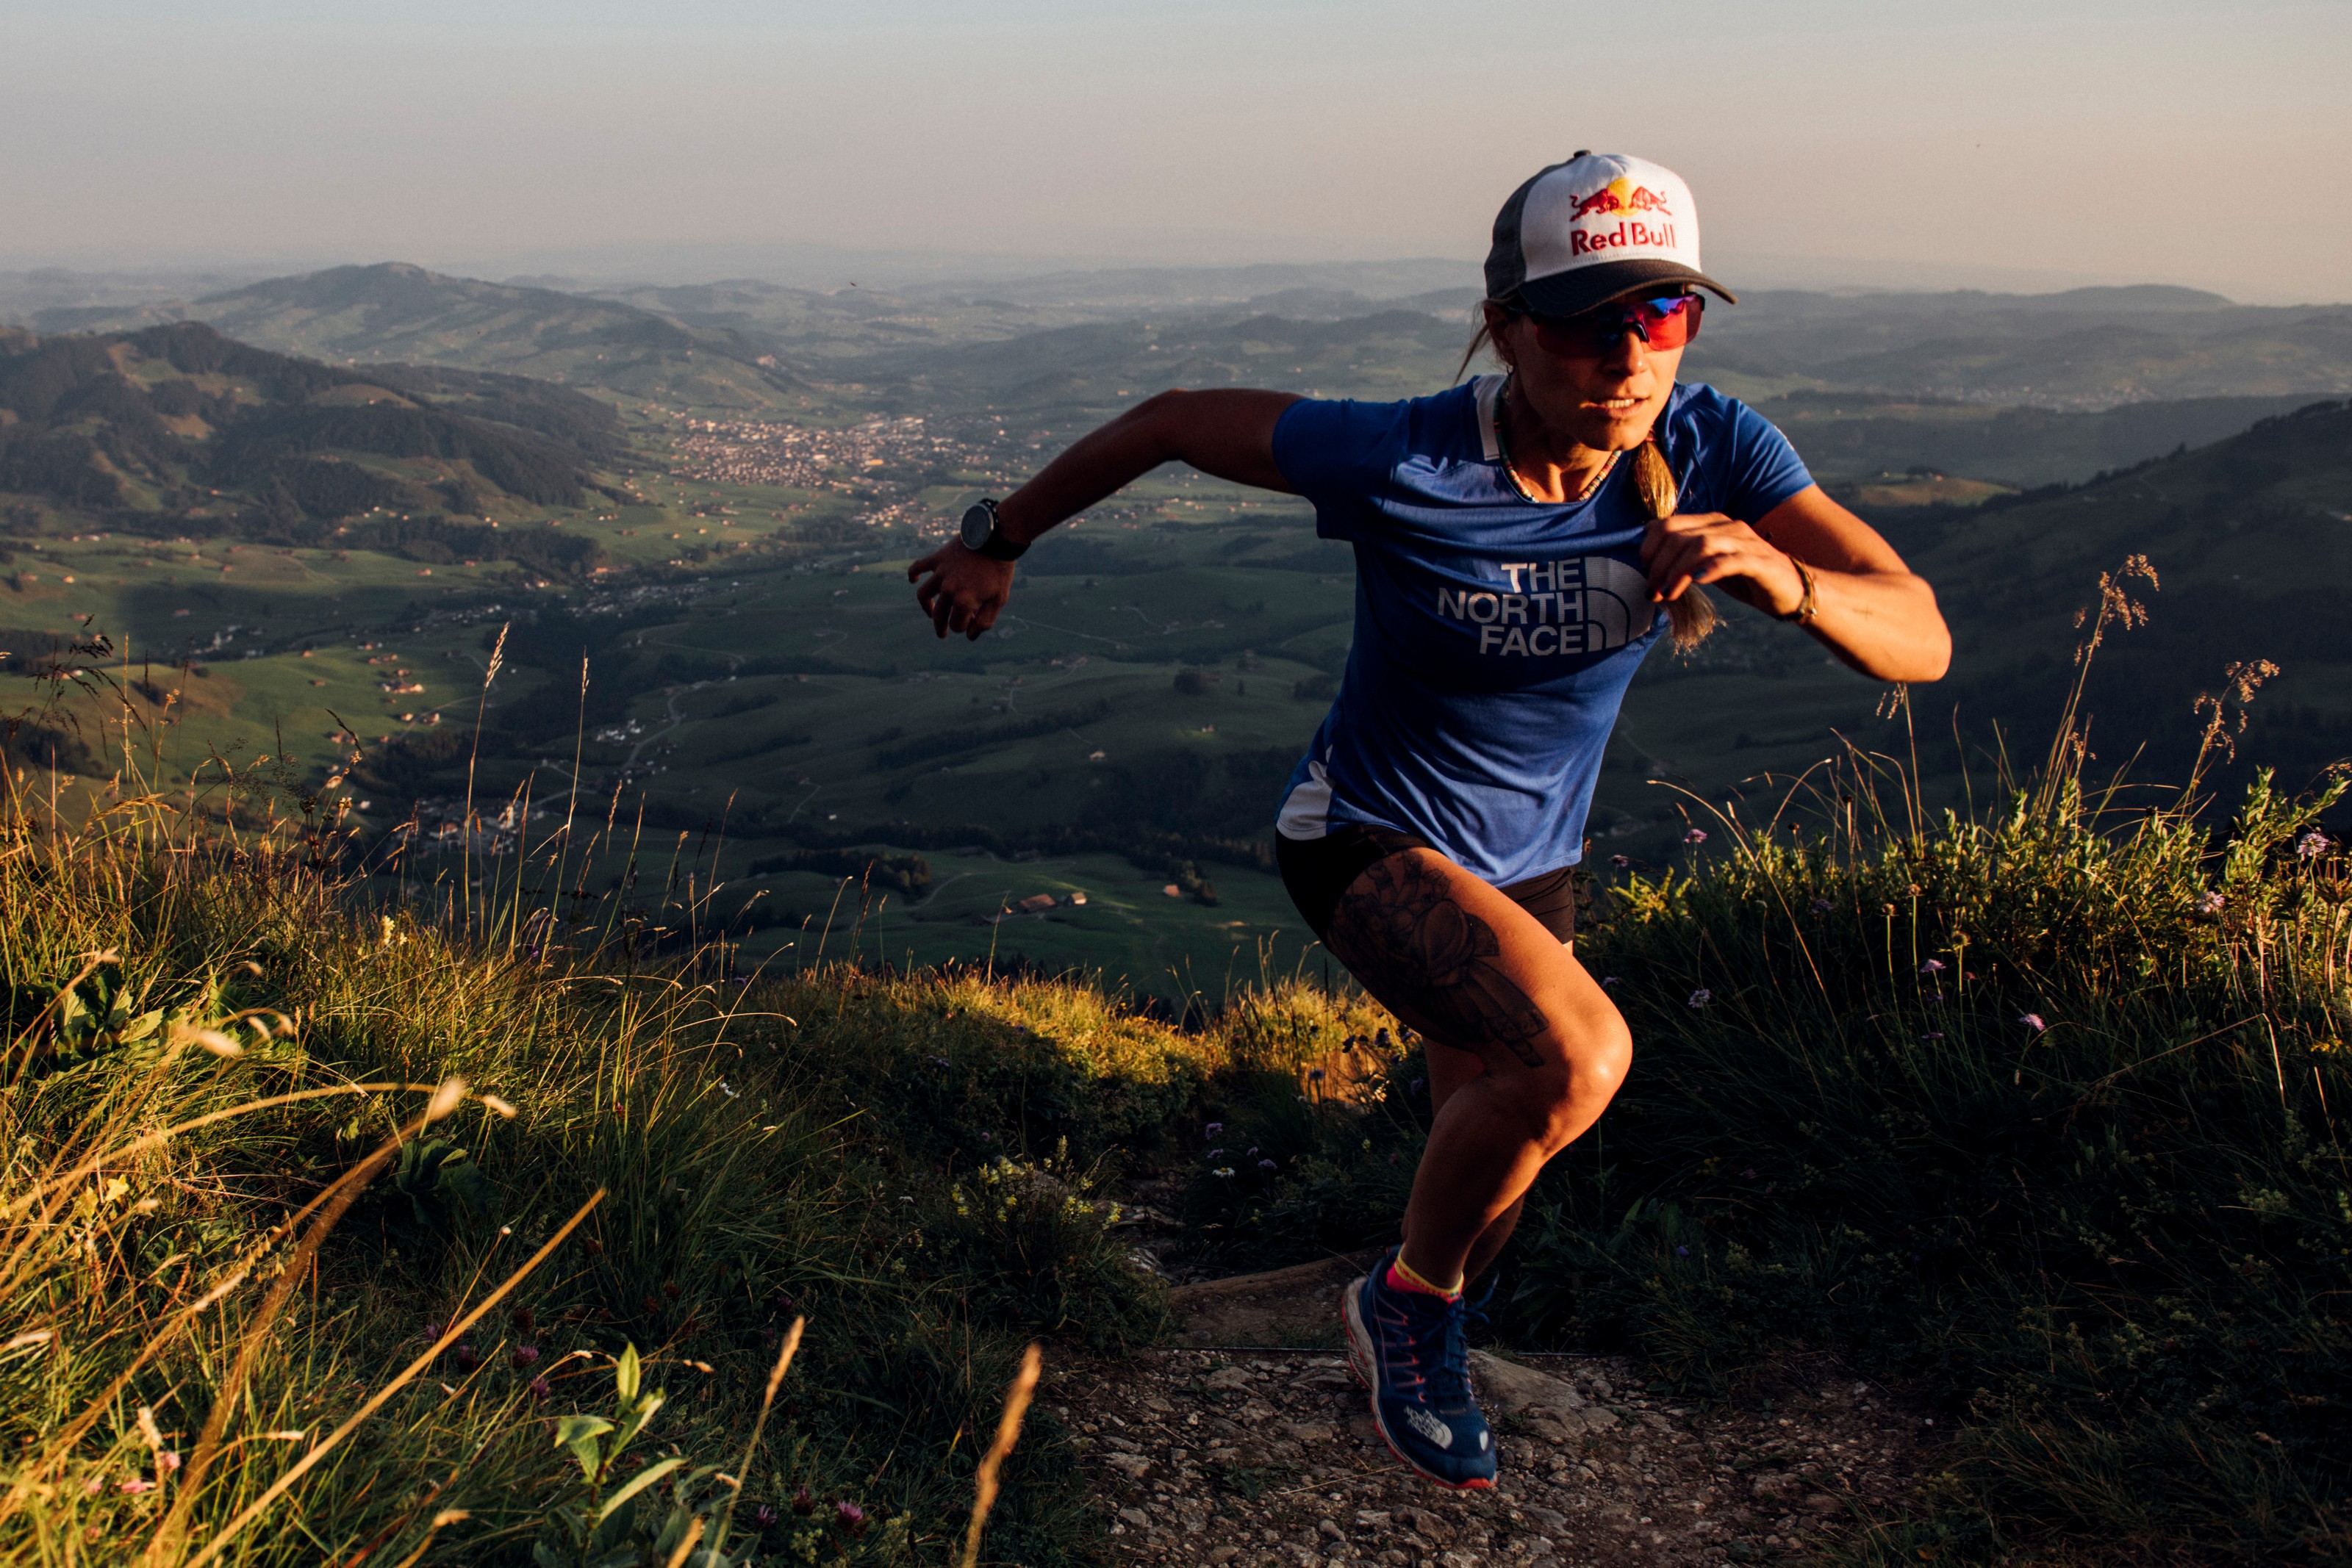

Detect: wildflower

[1740,1168,1757,1181]
[513,1345,540,1367]
[1376,1029,1392,1048]
[717,1079,739,1098]
[1387,1152,1400,1165]
[1810,897,1833,914]
[1408,1079,1426,1095]
[121,1478,154,1495]
[1308,1067,1324,1081]
[1683,827,1707,845]
[514,1307,535,1334]
[1247,1146,1259,1157]
[449,1344,478,1372]
[2197,890,2225,914]
[423,1320,445,1342]
[1675,1245,1690,1256]
[837,1500,867,1534]
[1601,975,1621,988]
[1258,1159,1278,1170]
[929,1054,950,1068]
[1294,1094,1308,1104]
[1921,1032,1945,1040]
[793,1486,817,1515]
[2019,1013,2046,1033]
[84,1477,103,1495]
[1205,1121,1224,1134]
[1206,1148,1225,1158]
[1919,959,1946,975]
[528,1375,552,1399]
[1610,854,1632,869]
[1212,1167,1236,1179]
[753,1503,779,1528]
[2298,830,2331,860]
[1688,988,1712,1008]
[157,1452,180,1471]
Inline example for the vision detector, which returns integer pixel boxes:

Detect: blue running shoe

[1342,1248,1496,1490]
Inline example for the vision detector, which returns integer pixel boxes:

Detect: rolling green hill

[0,320,620,547]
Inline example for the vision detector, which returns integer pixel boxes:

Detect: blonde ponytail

[1632,436,1715,651]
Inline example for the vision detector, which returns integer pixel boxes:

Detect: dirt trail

[1047,1257,1937,1567]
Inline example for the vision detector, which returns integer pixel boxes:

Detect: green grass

[0,735,1383,1564]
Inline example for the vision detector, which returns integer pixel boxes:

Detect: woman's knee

[1512,1018,1631,1151]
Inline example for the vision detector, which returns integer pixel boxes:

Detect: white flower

[1688,988,1712,1009]
[2197,890,2225,914]
[2297,830,2331,861]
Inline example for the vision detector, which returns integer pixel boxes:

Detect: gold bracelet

[1778,558,1818,625]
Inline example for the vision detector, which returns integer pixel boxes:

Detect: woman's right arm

[908,388,1300,639]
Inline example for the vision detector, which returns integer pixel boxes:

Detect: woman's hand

[1640,511,1805,616]
[1641,485,1951,683]
[908,542,1016,640]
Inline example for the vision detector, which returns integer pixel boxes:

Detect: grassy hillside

[0,755,1383,1565]
[4,636,2345,1563]
[1874,398,2352,797]
[0,320,620,537]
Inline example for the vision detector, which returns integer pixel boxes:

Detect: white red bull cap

[1485,151,1735,316]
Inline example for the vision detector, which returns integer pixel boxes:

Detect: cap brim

[1515,259,1736,316]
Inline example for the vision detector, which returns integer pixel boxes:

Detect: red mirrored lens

[1528,295,1702,356]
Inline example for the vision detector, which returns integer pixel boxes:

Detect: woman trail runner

[906,151,1950,1490]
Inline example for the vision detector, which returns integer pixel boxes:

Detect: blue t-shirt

[1271,376,1813,885]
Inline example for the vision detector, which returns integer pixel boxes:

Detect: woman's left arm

[1640,483,1951,683]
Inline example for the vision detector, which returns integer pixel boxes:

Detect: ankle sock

[1387,1254,1464,1301]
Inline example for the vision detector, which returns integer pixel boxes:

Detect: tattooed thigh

[1324,851,1551,1068]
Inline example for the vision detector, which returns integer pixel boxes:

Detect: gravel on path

[1046,1337,1937,1567]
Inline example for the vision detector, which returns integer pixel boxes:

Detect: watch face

[960,503,994,550]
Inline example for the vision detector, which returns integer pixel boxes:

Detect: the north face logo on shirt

[1433,555,1652,658]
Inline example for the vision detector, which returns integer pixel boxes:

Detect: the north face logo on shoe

[1405,1407,1453,1448]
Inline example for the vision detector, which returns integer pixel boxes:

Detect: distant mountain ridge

[37,263,808,412]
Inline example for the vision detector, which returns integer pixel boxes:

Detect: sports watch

[958,498,1028,561]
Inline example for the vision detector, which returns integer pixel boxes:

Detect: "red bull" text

[1569,222,1677,255]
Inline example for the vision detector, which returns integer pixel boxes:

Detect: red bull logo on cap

[1566,177,1678,255]
[1568,178,1675,222]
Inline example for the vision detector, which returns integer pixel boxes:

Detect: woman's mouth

[1585,397,1643,412]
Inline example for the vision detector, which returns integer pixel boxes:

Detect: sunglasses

[1514,293,1704,357]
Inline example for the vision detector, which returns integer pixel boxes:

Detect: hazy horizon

[4,0,2348,306]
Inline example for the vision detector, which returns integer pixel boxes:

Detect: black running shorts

[1276,824,1578,946]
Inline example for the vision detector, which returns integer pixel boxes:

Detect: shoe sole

[1340,1274,1494,1493]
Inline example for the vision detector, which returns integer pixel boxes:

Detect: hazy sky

[4,0,2348,301]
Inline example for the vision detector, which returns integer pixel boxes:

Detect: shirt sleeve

[1708,398,1815,522]
[1272,397,1409,542]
